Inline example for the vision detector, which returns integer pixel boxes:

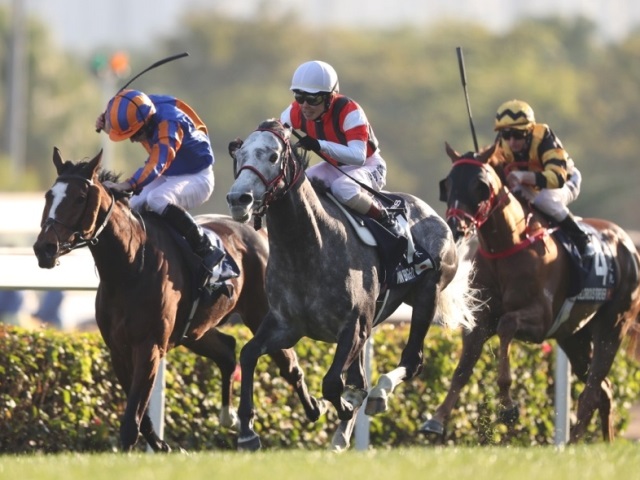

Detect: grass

[1,444,639,480]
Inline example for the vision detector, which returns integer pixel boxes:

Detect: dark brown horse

[421,142,640,443]
[33,148,316,452]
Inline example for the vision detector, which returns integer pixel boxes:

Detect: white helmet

[290,60,339,93]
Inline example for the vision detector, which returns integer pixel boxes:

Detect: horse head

[33,148,114,268]
[226,119,307,225]
[439,142,507,241]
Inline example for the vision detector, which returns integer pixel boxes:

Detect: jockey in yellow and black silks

[493,99,594,258]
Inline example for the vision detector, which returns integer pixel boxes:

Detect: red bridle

[445,158,554,259]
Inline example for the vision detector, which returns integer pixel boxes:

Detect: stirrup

[380,214,404,237]
[201,247,225,274]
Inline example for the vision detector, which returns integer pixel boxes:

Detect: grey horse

[226,119,477,451]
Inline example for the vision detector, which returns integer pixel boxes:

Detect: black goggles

[501,129,528,140]
[293,91,326,106]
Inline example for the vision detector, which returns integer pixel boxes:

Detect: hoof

[418,418,445,436]
[237,433,262,451]
[498,405,520,426]
[364,396,388,416]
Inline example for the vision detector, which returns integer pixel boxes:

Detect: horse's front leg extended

[495,313,520,426]
[121,342,162,452]
[237,337,264,452]
[420,322,493,437]
[237,312,303,451]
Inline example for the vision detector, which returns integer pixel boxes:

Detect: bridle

[234,125,306,227]
[445,158,508,233]
[445,158,552,259]
[42,174,115,254]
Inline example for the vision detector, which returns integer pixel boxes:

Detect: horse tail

[624,240,640,362]
[434,236,482,332]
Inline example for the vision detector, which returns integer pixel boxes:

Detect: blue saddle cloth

[553,223,616,301]
[350,195,436,288]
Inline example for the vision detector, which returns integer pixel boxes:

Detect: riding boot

[162,204,226,281]
[367,201,404,237]
[558,214,594,258]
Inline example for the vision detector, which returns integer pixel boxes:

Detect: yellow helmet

[494,99,535,131]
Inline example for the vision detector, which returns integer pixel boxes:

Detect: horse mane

[57,157,122,184]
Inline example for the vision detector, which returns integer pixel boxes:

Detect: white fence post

[554,346,571,445]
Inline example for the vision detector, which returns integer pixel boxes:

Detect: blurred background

[1,0,640,329]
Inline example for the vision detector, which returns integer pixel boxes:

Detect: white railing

[1,247,569,448]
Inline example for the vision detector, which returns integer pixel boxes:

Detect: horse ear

[444,142,459,162]
[476,143,497,164]
[81,184,101,236]
[88,149,103,181]
[53,147,65,174]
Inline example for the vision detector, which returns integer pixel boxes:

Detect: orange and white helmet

[494,99,535,131]
[105,89,156,141]
[290,60,339,94]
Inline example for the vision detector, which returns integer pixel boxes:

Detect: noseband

[43,174,115,253]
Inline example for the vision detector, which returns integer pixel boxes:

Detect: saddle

[520,202,615,299]
[326,193,436,288]
[145,212,240,302]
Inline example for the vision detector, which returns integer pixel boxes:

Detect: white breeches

[306,153,387,204]
[515,166,582,221]
[129,165,214,214]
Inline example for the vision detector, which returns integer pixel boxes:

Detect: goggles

[501,129,528,140]
[293,91,326,106]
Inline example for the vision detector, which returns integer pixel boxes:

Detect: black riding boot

[367,202,404,237]
[162,204,226,281]
[558,214,594,257]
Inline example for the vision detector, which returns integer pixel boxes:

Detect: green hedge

[1,323,639,453]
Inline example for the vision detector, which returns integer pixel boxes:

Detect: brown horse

[32,148,316,452]
[421,142,640,443]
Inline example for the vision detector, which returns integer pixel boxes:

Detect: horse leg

[322,318,368,421]
[495,314,520,427]
[183,329,239,429]
[139,413,171,452]
[419,322,493,437]
[268,348,329,422]
[120,341,162,452]
[331,350,368,451]
[237,312,303,451]
[561,317,622,443]
[367,283,437,415]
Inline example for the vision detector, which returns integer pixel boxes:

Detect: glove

[506,171,536,189]
[228,138,243,158]
[296,136,321,152]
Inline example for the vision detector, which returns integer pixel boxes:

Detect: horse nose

[226,191,254,208]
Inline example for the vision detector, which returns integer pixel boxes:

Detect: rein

[44,175,116,253]
[446,158,552,259]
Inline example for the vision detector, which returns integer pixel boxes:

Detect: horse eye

[268,152,278,164]
[75,194,86,205]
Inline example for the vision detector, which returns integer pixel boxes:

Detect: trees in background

[1,10,639,228]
